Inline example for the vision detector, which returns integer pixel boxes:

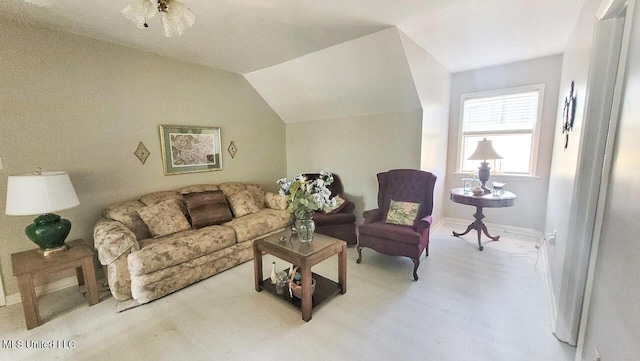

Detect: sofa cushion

[138,199,192,238]
[130,225,237,276]
[386,200,420,226]
[183,190,233,229]
[223,209,292,243]
[265,192,288,210]
[178,184,219,194]
[103,200,151,240]
[226,189,260,218]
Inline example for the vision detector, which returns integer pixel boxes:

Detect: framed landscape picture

[159,125,222,175]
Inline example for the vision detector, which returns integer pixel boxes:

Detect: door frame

[573,0,636,358]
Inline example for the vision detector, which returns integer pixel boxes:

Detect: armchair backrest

[377,169,437,222]
[302,173,345,197]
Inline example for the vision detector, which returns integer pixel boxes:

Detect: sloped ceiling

[0,0,585,74]
[244,28,420,123]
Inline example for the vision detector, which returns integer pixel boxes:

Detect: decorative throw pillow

[103,200,152,240]
[137,199,191,238]
[325,195,348,215]
[245,184,266,209]
[386,200,421,226]
[183,190,233,229]
[139,191,188,217]
[226,189,260,218]
[265,192,288,210]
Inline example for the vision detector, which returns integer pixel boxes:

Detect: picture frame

[159,125,222,175]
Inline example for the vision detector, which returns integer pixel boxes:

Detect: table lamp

[467,138,503,194]
[5,169,80,256]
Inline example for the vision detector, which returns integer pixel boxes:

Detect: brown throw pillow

[226,189,260,218]
[183,190,233,229]
[137,199,191,238]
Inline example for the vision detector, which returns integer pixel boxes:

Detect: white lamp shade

[5,171,80,216]
[467,138,504,161]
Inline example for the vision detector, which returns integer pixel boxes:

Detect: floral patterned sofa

[93,183,291,304]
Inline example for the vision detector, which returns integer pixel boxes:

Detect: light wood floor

[0,224,575,361]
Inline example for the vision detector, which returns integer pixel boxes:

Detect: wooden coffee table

[253,230,347,321]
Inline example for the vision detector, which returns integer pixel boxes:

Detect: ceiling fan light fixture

[122,5,149,29]
[122,0,194,37]
[161,1,195,37]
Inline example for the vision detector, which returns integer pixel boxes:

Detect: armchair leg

[425,245,429,257]
[356,246,363,264]
[412,259,420,281]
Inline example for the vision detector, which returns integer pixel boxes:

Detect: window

[458,85,544,176]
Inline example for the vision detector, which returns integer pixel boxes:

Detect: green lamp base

[25,213,72,256]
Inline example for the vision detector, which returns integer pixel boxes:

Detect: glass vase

[295,217,315,242]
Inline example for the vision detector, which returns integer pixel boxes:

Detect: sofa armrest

[93,218,140,265]
[265,192,288,210]
[341,201,355,214]
[363,209,383,224]
[416,215,433,233]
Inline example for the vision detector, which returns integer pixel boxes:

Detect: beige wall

[286,111,422,222]
[0,20,286,297]
[444,55,563,231]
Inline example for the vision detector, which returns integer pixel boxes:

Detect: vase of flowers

[277,170,337,242]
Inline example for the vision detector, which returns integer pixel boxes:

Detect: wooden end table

[11,239,100,330]
[253,231,347,322]
[450,187,517,251]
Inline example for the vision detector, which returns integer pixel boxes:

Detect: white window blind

[463,91,539,133]
[459,86,544,176]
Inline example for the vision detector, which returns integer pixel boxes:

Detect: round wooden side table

[449,187,517,251]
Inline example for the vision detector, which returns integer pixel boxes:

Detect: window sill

[453,172,540,182]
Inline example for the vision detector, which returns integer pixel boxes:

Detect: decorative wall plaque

[134,142,150,164]
[228,141,237,159]
[562,80,577,149]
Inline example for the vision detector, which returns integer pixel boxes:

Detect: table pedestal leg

[452,206,500,251]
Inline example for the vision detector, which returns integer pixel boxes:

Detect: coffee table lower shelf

[260,272,341,310]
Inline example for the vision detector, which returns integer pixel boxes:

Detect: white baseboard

[4,276,79,306]
[430,218,446,234]
[440,217,544,241]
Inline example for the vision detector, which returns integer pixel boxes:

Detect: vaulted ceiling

[2,0,585,74]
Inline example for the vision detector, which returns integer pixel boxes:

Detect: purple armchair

[303,173,357,245]
[357,169,437,280]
